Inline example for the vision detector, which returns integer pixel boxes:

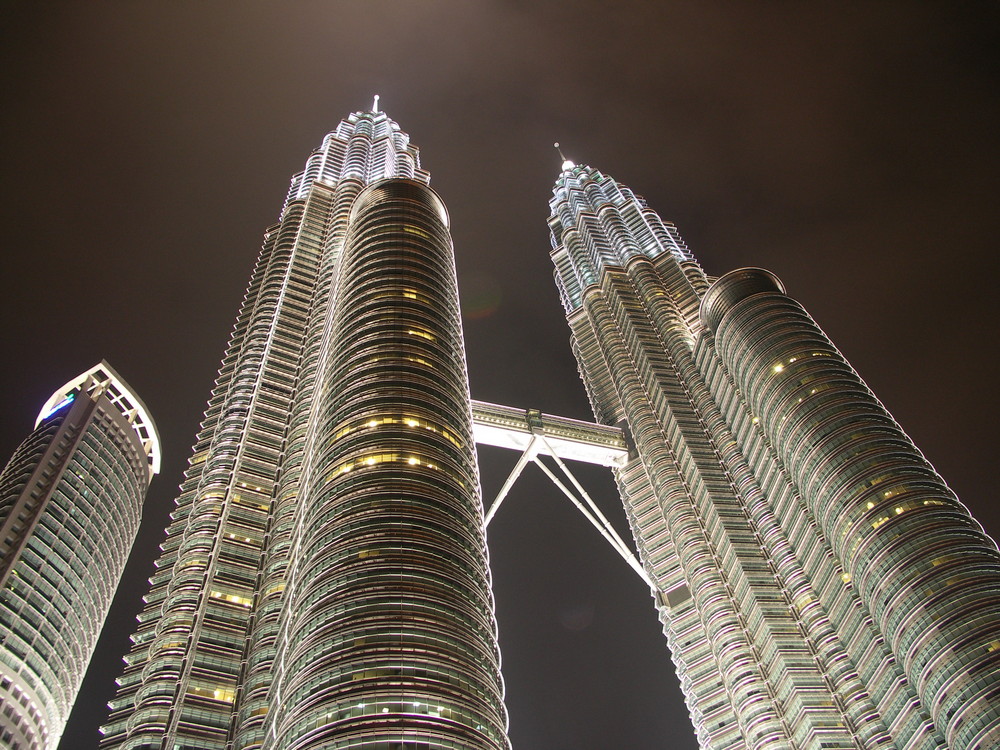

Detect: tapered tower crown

[285,108,429,207]
[548,163,693,312]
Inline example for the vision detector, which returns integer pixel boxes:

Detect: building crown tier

[548,163,694,312]
[285,107,429,208]
[35,360,160,477]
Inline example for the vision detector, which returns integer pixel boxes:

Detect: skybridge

[470,400,652,589]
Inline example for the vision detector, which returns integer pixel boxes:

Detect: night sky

[1,3,998,749]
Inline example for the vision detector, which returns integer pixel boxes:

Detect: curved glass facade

[264,179,508,750]
[548,163,1000,749]
[0,363,158,750]
[705,272,1000,750]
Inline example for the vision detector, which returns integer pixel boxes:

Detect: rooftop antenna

[554,142,575,171]
[372,94,380,113]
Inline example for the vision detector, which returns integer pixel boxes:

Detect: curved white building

[0,362,159,750]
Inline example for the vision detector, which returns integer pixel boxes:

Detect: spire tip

[372,94,380,113]
[554,142,574,171]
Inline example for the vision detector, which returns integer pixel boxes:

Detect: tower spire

[372,93,380,112]
[554,142,574,171]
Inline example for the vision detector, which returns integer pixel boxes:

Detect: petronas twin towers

[96,105,1000,750]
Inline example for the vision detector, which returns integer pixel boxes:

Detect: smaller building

[0,362,159,750]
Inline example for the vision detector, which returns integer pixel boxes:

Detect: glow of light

[773,364,784,373]
[562,159,575,170]
[41,393,75,420]
[408,328,435,341]
[367,420,379,428]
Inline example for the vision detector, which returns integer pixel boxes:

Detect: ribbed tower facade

[548,162,1000,750]
[101,107,508,750]
[0,362,159,750]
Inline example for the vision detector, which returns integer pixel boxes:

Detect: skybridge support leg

[530,455,654,590]
[483,437,540,527]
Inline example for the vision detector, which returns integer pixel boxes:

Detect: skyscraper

[0,362,159,750]
[101,105,510,750]
[548,160,1000,749]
